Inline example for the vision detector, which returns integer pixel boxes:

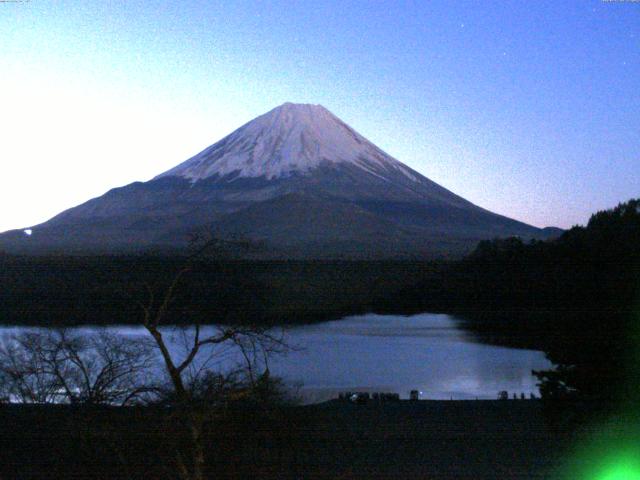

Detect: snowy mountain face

[155,103,419,183]
[0,102,556,258]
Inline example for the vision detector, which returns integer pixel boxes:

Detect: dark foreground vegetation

[0,399,569,480]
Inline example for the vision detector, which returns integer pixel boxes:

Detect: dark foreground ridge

[0,400,570,479]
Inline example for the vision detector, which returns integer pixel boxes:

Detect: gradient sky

[1,0,638,231]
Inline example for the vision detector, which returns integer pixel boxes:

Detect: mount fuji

[0,103,557,258]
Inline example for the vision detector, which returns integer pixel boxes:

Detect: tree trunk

[188,415,206,480]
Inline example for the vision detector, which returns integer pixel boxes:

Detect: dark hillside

[0,256,435,326]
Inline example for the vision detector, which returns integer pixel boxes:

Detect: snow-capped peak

[155,102,418,182]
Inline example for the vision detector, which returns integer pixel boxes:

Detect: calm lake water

[0,313,551,403]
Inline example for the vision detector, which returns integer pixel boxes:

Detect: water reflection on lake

[0,313,551,403]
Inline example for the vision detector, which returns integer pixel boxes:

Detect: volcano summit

[0,103,555,257]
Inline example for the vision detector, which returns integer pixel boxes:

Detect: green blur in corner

[595,448,640,480]
[558,382,640,480]
[560,435,640,480]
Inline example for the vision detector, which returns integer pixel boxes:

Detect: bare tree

[0,329,156,406]
[135,239,290,480]
[0,331,65,404]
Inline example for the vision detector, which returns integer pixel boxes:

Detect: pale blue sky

[1,0,638,231]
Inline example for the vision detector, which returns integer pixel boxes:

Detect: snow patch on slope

[156,103,419,183]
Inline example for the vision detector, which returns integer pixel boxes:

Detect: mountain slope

[0,102,557,258]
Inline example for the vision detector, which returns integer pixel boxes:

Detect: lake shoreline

[0,313,551,403]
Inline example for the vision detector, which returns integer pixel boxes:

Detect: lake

[0,313,551,403]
